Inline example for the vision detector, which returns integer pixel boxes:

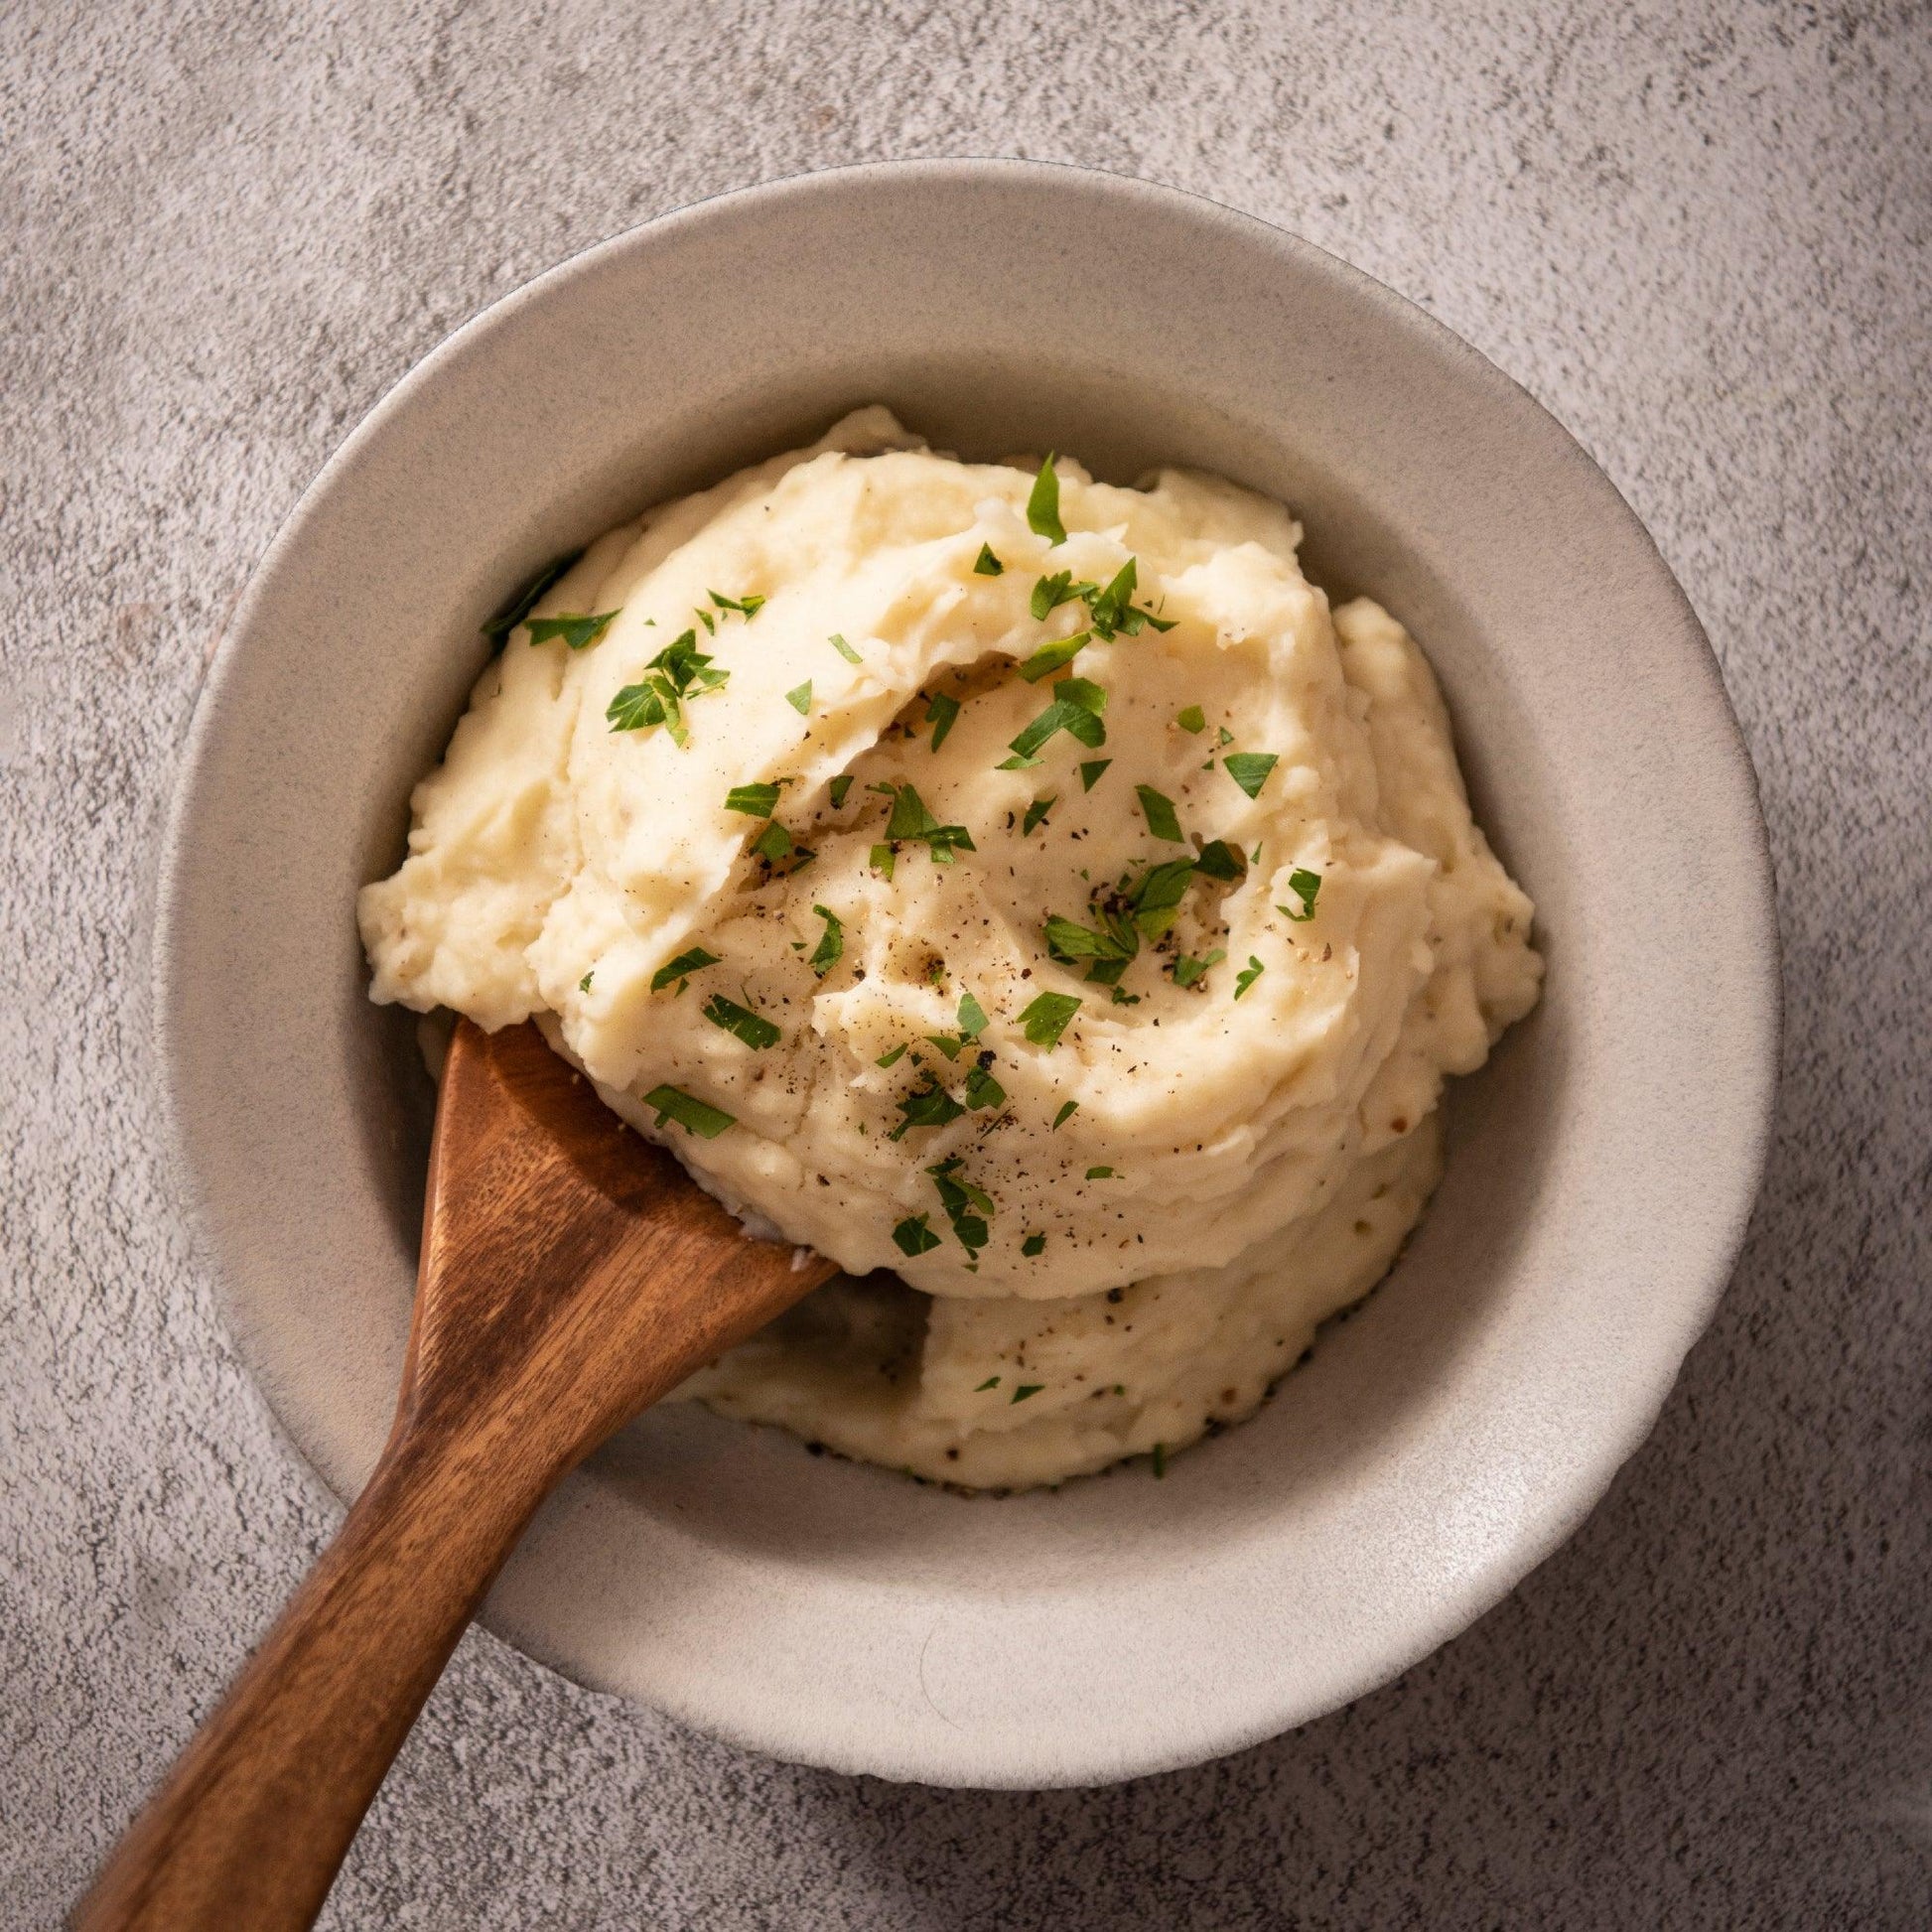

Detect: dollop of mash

[360,409,1541,1489]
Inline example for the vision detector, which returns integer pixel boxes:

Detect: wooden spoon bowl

[75,1018,837,1931]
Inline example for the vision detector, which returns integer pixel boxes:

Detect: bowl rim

[154,156,1781,1785]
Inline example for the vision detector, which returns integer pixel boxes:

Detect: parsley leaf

[1022,1233,1046,1257]
[1001,676,1107,767]
[707,590,765,618]
[963,1061,1006,1111]
[1193,839,1247,881]
[894,1213,943,1257]
[890,1080,966,1141]
[1052,1100,1079,1130]
[1031,570,1081,621]
[869,842,896,880]
[1126,857,1199,939]
[1172,948,1226,989]
[725,780,784,817]
[1136,784,1186,844]
[482,551,584,641]
[1027,454,1066,544]
[877,1042,908,1067]
[972,543,1005,577]
[1233,955,1266,999]
[1018,991,1081,1047]
[1017,630,1089,683]
[606,629,729,746]
[1222,751,1280,799]
[753,820,794,863]
[1022,795,1055,836]
[1085,1166,1116,1179]
[1078,759,1112,791]
[880,782,975,862]
[650,946,720,993]
[525,610,619,651]
[578,970,594,992]
[785,680,812,716]
[975,1375,1001,1391]
[808,904,844,976]
[925,691,960,750]
[830,774,853,809]
[926,1157,995,1256]
[1011,1383,1043,1404]
[703,994,780,1049]
[1176,704,1206,735]
[1278,867,1322,921]
[957,992,990,1038]
[643,1085,736,1138]
[828,631,863,663]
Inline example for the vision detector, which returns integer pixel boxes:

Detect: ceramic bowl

[156,160,1778,1787]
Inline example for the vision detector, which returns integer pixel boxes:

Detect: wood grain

[73,1019,838,1931]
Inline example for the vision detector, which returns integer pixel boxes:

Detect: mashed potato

[360,408,1541,1489]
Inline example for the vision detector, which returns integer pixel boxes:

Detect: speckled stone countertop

[4,3,1928,1925]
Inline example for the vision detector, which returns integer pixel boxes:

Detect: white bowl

[157,160,1778,1788]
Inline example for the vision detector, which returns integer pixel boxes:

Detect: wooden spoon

[74,1017,838,1931]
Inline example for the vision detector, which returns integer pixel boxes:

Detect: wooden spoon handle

[71,1419,552,1932]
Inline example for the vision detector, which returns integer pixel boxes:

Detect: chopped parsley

[482,550,583,641]
[725,780,785,817]
[927,1156,994,1255]
[1078,558,1176,639]
[891,1080,966,1140]
[753,820,794,864]
[1017,991,1082,1047]
[894,1213,943,1257]
[1176,705,1206,735]
[1031,570,1082,621]
[870,842,896,880]
[1193,839,1247,881]
[1017,630,1090,682]
[606,630,729,746]
[1052,1099,1079,1130]
[880,782,975,863]
[785,680,813,716]
[578,970,594,992]
[707,590,765,618]
[957,992,990,1039]
[1078,759,1113,791]
[925,691,961,750]
[963,1061,1006,1111]
[877,1042,908,1068]
[808,903,844,976]
[1022,795,1055,836]
[1172,948,1226,989]
[1021,1233,1046,1257]
[1233,955,1266,999]
[1027,454,1066,544]
[1000,676,1106,768]
[827,633,863,666]
[973,543,1005,577]
[642,1084,736,1138]
[702,993,780,1049]
[650,946,720,993]
[1152,1442,1168,1478]
[525,610,619,651]
[1085,1166,1116,1179]
[1218,726,1235,746]
[829,774,853,809]
[975,1375,1001,1391]
[1277,867,1323,921]
[1222,751,1280,799]
[1135,784,1186,844]
[1011,1384,1043,1404]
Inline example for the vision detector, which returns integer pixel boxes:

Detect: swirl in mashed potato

[360,408,1541,1489]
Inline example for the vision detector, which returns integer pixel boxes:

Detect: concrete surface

[3,2,1928,1925]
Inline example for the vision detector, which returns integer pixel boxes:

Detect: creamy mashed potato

[360,408,1541,1489]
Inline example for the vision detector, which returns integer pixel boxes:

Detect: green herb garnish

[606,629,729,746]
[1218,726,1234,746]
[753,821,794,863]
[1222,752,1279,799]
[1176,705,1206,735]
[973,544,1005,577]
[808,904,843,976]
[1022,795,1055,836]
[1135,785,1186,844]
[482,551,583,641]
[702,994,780,1049]
[1085,1167,1115,1179]
[963,1062,1006,1111]
[1277,868,1322,922]
[578,971,594,992]
[707,590,765,618]
[828,631,863,663]
[957,992,990,1039]
[1011,1384,1043,1404]
[975,1375,1001,1391]
[925,691,960,750]
[1017,630,1089,682]
[1021,1233,1046,1257]
[650,946,720,993]
[927,1156,994,1255]
[890,1080,966,1141]
[1031,570,1082,621]
[1151,1442,1168,1478]
[785,680,813,716]
[1233,955,1265,999]
[643,1084,736,1138]
[1193,839,1246,881]
[1078,759,1112,791]
[1017,991,1082,1047]
[1000,677,1106,768]
[829,774,853,809]
[877,1042,908,1068]
[870,842,896,880]
[894,1214,943,1257]
[726,780,784,817]
[1052,1100,1078,1130]
[1027,454,1066,544]
[880,782,975,863]
[1172,948,1226,989]
[525,610,619,651]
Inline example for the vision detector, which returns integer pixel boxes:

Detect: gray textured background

[4,1,1929,1925]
